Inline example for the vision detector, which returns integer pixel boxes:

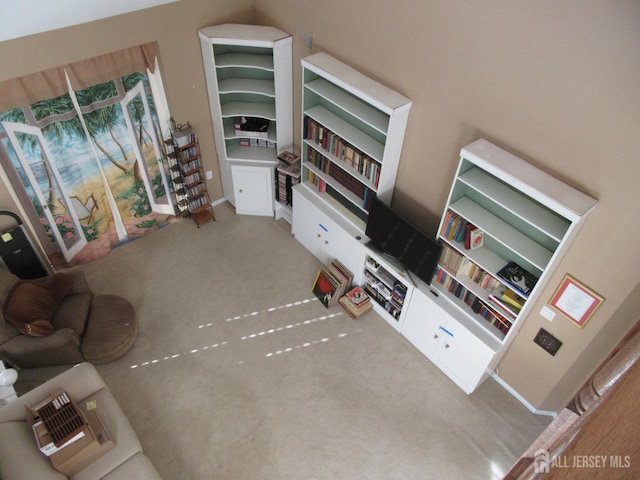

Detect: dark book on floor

[497,261,539,297]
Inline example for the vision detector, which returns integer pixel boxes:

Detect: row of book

[311,260,354,308]
[440,211,483,250]
[439,245,503,292]
[339,286,373,318]
[239,138,276,148]
[306,145,376,206]
[434,267,513,335]
[305,157,377,212]
[187,182,208,199]
[305,174,370,224]
[180,157,202,175]
[183,170,203,187]
[304,116,382,187]
[179,146,199,160]
[364,268,407,321]
[188,193,211,210]
[172,126,196,147]
[275,162,301,206]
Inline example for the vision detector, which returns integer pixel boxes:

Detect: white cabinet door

[231,165,274,216]
[292,187,366,283]
[436,319,493,394]
[402,288,448,361]
[402,288,494,394]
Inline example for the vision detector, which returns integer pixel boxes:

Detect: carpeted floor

[61,203,548,479]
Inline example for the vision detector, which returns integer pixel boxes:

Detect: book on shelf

[497,261,539,297]
[501,289,525,310]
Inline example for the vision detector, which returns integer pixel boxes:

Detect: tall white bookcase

[198,24,293,216]
[293,53,411,280]
[401,139,598,393]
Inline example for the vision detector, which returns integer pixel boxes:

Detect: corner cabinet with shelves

[401,138,597,393]
[298,52,411,234]
[198,24,293,216]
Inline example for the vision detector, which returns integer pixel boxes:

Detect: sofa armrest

[0,328,84,369]
[0,362,106,424]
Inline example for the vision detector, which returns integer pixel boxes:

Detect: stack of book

[339,286,372,318]
[275,151,301,206]
[311,260,353,308]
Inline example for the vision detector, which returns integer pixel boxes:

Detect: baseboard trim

[211,197,227,208]
[491,372,557,418]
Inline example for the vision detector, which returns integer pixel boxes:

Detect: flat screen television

[365,198,442,286]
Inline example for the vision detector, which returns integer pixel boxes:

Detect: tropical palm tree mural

[0,68,174,266]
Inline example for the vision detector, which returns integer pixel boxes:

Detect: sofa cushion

[52,292,92,336]
[0,420,67,480]
[71,388,143,480]
[3,273,73,336]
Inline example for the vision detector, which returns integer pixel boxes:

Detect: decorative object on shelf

[165,121,214,227]
[199,23,293,216]
[469,227,484,250]
[550,274,604,328]
[497,261,539,297]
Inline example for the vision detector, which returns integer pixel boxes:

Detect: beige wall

[258,0,640,412]
[1,1,639,412]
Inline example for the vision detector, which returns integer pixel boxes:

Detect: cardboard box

[27,390,114,477]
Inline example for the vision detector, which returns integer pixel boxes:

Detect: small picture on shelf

[497,261,539,297]
[469,227,484,250]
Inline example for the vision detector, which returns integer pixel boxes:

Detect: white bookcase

[298,52,411,234]
[401,138,598,393]
[198,24,293,215]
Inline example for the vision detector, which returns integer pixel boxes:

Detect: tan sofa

[0,362,161,479]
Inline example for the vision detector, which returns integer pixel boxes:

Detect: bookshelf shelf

[400,138,597,393]
[199,24,293,215]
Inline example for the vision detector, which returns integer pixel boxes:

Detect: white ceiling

[0,0,180,42]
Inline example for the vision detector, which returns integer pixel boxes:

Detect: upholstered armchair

[0,267,137,369]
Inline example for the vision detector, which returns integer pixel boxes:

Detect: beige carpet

[68,203,548,479]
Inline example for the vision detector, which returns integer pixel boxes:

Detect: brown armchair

[0,268,137,369]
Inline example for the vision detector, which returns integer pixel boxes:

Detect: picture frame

[550,274,604,328]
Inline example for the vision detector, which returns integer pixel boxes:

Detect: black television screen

[366,199,442,286]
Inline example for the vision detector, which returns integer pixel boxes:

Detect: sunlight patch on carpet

[129,341,229,369]
[241,312,343,340]
[197,297,319,329]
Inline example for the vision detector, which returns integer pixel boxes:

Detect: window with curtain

[0,42,175,267]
